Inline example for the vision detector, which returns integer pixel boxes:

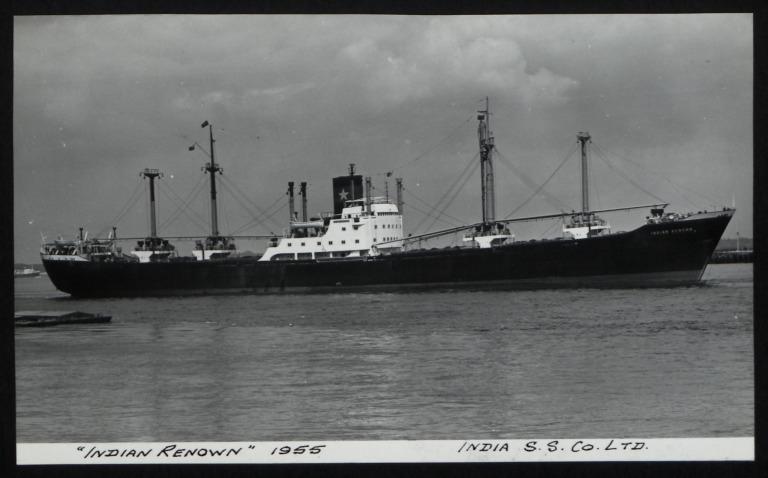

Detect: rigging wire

[230,193,287,233]
[589,145,668,204]
[235,200,288,236]
[157,182,210,233]
[158,176,209,232]
[402,187,466,225]
[384,114,475,175]
[411,152,479,234]
[222,193,231,236]
[96,176,144,237]
[402,199,463,229]
[517,215,561,240]
[493,146,573,212]
[157,175,209,231]
[420,156,481,234]
[223,189,288,235]
[591,146,602,211]
[158,174,199,210]
[231,198,288,236]
[218,174,285,231]
[591,142,725,207]
[502,144,578,219]
[419,153,479,226]
[540,216,562,237]
[216,179,274,231]
[368,180,462,226]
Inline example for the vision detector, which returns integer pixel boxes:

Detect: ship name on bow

[650,226,696,236]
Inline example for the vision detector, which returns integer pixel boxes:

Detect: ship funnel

[332,169,363,216]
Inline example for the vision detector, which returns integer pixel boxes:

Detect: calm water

[15,264,753,442]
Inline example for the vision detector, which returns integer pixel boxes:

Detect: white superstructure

[462,223,515,248]
[132,237,178,263]
[192,236,237,261]
[40,236,130,262]
[563,212,611,240]
[259,197,403,261]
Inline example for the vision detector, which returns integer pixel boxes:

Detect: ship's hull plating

[42,213,732,297]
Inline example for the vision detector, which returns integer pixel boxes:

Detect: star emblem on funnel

[339,189,349,200]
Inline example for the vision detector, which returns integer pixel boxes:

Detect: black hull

[43,213,732,298]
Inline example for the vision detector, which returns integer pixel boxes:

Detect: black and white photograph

[12,11,754,466]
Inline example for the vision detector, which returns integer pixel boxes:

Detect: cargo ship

[41,102,734,297]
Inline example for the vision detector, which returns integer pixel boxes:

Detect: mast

[485,98,495,222]
[349,163,356,201]
[478,97,496,224]
[396,177,403,213]
[365,176,372,214]
[299,181,308,222]
[287,181,296,222]
[577,131,591,213]
[140,168,162,238]
[201,120,222,237]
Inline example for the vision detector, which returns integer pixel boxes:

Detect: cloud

[335,18,578,108]
[245,82,315,100]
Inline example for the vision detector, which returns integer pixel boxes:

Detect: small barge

[15,311,112,327]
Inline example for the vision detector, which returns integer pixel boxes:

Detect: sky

[13,14,752,263]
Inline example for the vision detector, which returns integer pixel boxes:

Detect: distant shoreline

[710,250,753,264]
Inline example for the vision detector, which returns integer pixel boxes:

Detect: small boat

[15,310,112,327]
[14,268,41,278]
